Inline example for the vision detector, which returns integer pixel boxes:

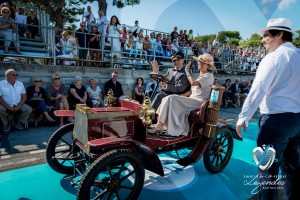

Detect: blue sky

[86,0,300,40]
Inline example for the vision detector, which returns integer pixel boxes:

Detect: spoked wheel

[203,127,234,173]
[77,149,145,200]
[46,123,80,174]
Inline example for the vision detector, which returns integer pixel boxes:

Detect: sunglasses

[2,11,9,14]
[10,73,18,76]
[54,77,60,80]
[113,75,118,78]
[34,80,42,82]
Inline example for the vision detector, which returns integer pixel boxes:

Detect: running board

[177,137,212,166]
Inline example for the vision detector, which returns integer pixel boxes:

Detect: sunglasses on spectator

[9,73,18,76]
[2,11,9,14]
[54,77,60,80]
[113,75,118,78]
[34,80,42,82]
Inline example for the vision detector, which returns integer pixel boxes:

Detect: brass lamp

[105,89,116,107]
[137,96,155,125]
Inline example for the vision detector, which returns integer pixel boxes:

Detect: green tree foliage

[227,38,240,47]
[239,33,262,47]
[217,31,241,44]
[12,0,93,28]
[194,34,216,46]
[292,30,300,48]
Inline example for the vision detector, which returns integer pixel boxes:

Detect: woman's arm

[185,61,201,87]
[70,88,84,102]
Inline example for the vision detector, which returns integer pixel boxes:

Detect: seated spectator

[124,35,137,63]
[68,76,87,111]
[89,26,101,67]
[15,7,26,37]
[221,79,232,108]
[120,26,127,53]
[47,73,69,126]
[86,77,103,108]
[56,31,77,65]
[104,71,124,98]
[149,54,215,136]
[0,7,21,54]
[26,76,55,124]
[171,39,179,54]
[230,78,240,107]
[135,35,147,64]
[0,69,32,132]
[153,34,164,62]
[26,9,39,39]
[150,52,191,110]
[133,77,145,104]
[143,35,152,62]
[183,42,193,58]
[0,2,14,19]
[239,80,249,106]
[164,36,172,57]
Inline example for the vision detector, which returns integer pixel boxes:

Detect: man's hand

[185,61,193,73]
[236,121,247,138]
[150,60,159,74]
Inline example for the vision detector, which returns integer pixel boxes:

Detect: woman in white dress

[106,15,123,61]
[150,54,216,136]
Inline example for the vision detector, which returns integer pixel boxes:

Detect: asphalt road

[0,107,260,172]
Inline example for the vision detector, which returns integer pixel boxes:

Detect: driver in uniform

[150,52,191,110]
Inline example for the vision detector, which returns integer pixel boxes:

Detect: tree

[292,30,300,48]
[98,0,140,15]
[12,0,93,28]
[217,31,241,44]
[227,38,240,47]
[194,34,216,46]
[239,33,262,47]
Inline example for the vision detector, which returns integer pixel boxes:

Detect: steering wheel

[149,73,170,84]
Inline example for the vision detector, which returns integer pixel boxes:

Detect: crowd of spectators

[0,3,267,73]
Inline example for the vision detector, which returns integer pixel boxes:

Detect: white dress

[156,73,214,136]
[107,24,121,58]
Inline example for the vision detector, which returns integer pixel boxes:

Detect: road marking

[29,149,46,154]
[0,155,11,159]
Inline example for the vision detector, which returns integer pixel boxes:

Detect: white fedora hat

[257,18,299,38]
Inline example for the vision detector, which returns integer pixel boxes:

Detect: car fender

[88,138,164,176]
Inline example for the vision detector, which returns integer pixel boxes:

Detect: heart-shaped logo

[253,144,276,170]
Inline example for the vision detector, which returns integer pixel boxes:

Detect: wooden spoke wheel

[77,149,145,200]
[46,123,81,174]
[203,127,234,173]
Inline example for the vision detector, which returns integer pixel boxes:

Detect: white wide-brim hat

[257,18,299,38]
[193,54,216,70]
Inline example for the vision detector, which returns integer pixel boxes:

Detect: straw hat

[257,18,299,38]
[193,54,216,70]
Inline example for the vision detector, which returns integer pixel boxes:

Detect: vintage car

[46,81,242,200]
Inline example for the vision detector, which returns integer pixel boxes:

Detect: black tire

[46,123,78,174]
[203,127,234,174]
[77,149,145,200]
